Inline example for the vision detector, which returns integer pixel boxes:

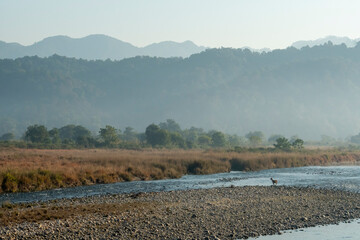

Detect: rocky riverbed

[0,186,360,239]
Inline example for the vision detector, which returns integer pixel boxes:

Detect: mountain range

[2,42,360,140]
[292,36,360,49]
[0,34,207,60]
[1,35,360,60]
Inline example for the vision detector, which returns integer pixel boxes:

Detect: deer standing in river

[270,178,278,185]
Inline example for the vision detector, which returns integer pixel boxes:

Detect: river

[1,165,360,239]
[1,165,359,203]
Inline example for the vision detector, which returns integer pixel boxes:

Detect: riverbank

[0,186,359,239]
[1,148,360,193]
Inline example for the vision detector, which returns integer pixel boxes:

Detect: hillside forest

[2,42,360,141]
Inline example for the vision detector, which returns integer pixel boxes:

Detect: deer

[270,178,278,185]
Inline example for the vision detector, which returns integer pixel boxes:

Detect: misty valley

[3,0,360,238]
[1,39,360,239]
[2,42,360,141]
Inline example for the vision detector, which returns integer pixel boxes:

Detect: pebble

[0,186,360,239]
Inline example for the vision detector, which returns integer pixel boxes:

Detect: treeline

[0,119,304,150]
[3,42,360,139]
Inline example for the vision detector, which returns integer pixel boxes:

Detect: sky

[0,0,359,49]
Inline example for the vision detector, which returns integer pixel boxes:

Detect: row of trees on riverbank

[0,119,304,150]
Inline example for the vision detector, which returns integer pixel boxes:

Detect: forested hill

[2,42,360,140]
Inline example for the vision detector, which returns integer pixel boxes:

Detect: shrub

[229,158,248,171]
[187,161,204,174]
[1,172,18,192]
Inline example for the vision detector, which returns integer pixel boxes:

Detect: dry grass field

[0,147,360,193]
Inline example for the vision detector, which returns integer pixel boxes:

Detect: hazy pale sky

[0,0,359,49]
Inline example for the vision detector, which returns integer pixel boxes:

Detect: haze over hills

[0,34,207,60]
[292,36,360,49]
[2,35,359,61]
[2,42,360,140]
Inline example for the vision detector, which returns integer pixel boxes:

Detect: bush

[1,172,18,192]
[187,161,204,174]
[229,158,248,171]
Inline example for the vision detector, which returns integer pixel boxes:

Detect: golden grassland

[0,147,360,193]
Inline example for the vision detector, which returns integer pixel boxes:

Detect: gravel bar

[1,186,360,239]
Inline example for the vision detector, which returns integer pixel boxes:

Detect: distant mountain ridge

[0,34,207,60]
[292,36,360,49]
[3,35,360,60]
[2,43,360,139]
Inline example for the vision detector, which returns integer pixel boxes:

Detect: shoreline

[1,148,360,194]
[1,186,360,239]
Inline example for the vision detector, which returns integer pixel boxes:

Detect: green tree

[246,131,264,147]
[350,133,360,144]
[137,133,146,143]
[59,125,91,142]
[25,125,50,143]
[289,135,300,144]
[145,124,170,147]
[59,124,77,140]
[182,127,204,145]
[228,134,246,147]
[198,135,212,147]
[99,125,119,147]
[274,137,292,151]
[74,125,92,139]
[159,119,181,133]
[170,132,186,148]
[292,138,304,149]
[123,127,138,142]
[48,128,61,145]
[76,135,96,148]
[0,133,15,141]
[211,131,227,147]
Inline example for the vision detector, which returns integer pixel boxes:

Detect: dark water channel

[1,165,359,203]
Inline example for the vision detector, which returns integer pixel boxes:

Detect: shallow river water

[1,165,360,239]
[1,165,359,203]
